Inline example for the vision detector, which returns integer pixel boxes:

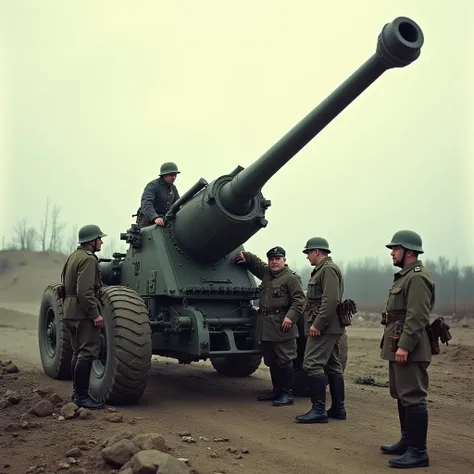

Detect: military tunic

[242,252,305,368]
[62,247,104,361]
[380,260,435,406]
[303,256,345,376]
[138,177,180,226]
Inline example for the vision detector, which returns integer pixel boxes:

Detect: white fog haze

[0,0,472,269]
[1,4,474,471]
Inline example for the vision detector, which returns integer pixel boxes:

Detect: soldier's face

[162,173,177,184]
[390,246,404,266]
[268,256,285,271]
[306,249,318,265]
[94,238,103,252]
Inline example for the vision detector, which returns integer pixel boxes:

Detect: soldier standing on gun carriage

[295,237,355,424]
[61,224,107,410]
[379,230,434,469]
[136,161,181,228]
[235,246,306,406]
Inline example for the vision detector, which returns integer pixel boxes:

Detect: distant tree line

[293,256,473,318]
[1,197,120,259]
[2,198,472,317]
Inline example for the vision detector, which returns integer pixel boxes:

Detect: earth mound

[0,250,67,304]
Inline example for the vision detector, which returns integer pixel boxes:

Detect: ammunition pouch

[426,316,452,355]
[336,298,358,327]
[390,335,400,353]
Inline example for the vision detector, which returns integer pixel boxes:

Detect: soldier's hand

[281,317,292,332]
[93,315,104,328]
[235,251,246,264]
[154,217,164,226]
[395,347,408,364]
[309,325,320,337]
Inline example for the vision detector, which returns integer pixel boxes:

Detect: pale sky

[0,0,472,269]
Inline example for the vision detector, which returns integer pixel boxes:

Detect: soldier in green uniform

[379,230,434,469]
[62,224,107,410]
[235,246,306,406]
[295,237,346,424]
[136,161,181,228]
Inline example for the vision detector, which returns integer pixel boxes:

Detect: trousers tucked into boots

[380,399,407,455]
[272,365,294,406]
[257,366,280,401]
[388,403,429,468]
[326,372,347,420]
[73,359,105,410]
[295,374,328,423]
[258,365,294,406]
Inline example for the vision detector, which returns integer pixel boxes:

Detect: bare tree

[49,204,66,252]
[12,218,38,250]
[66,224,79,253]
[39,196,51,251]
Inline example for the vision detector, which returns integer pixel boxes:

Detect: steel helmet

[385,230,424,254]
[78,224,107,244]
[302,237,331,254]
[159,162,180,175]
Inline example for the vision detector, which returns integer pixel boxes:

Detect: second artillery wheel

[88,285,153,405]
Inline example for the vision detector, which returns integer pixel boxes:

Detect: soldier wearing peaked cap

[136,161,181,228]
[235,246,306,406]
[61,224,107,410]
[295,237,349,424]
[379,230,434,469]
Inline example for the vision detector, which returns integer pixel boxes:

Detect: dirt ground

[1,304,473,474]
[0,251,473,473]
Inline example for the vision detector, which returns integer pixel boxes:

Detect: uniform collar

[77,245,98,259]
[158,176,172,188]
[397,259,423,276]
[311,256,331,274]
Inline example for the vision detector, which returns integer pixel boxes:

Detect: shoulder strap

[60,252,76,284]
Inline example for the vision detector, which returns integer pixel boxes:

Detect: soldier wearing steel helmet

[379,230,434,469]
[61,224,107,410]
[235,246,306,406]
[295,237,347,424]
[137,161,181,228]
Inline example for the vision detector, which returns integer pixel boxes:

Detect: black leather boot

[380,399,407,455]
[295,374,328,423]
[326,372,347,420]
[70,354,77,401]
[272,365,294,406]
[258,366,280,401]
[388,404,429,468]
[73,359,105,410]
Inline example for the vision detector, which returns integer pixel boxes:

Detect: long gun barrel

[220,17,423,215]
[169,17,424,263]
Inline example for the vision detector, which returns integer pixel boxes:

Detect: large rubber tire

[88,285,152,406]
[210,354,262,377]
[38,284,74,380]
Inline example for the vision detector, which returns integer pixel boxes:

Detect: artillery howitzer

[38,17,424,405]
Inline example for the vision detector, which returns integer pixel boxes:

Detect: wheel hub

[44,308,57,358]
